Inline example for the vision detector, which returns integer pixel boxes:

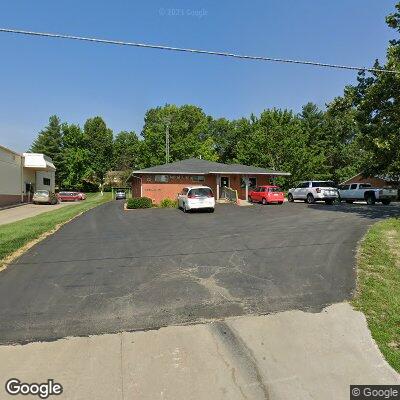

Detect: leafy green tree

[235,109,323,187]
[140,104,218,167]
[61,124,90,190]
[30,115,65,185]
[113,131,141,170]
[83,116,113,193]
[330,2,400,183]
[209,117,253,163]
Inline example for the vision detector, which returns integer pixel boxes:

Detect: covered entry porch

[213,173,285,202]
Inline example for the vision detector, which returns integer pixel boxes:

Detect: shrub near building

[159,198,178,208]
[126,197,152,209]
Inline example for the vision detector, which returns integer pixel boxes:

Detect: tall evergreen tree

[30,115,64,185]
[83,116,113,193]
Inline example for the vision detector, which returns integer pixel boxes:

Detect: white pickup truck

[338,183,397,205]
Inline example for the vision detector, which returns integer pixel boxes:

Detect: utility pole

[165,121,170,164]
[164,116,172,164]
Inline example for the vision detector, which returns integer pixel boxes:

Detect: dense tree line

[30,3,400,190]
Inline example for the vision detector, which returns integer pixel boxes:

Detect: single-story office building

[128,158,290,204]
[0,144,56,207]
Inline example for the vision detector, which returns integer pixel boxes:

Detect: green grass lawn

[352,217,400,372]
[0,193,112,265]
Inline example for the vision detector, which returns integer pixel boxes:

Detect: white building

[0,144,56,207]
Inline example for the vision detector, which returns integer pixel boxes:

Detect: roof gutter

[131,171,291,176]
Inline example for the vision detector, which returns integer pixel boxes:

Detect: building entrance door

[220,176,230,188]
[219,176,230,199]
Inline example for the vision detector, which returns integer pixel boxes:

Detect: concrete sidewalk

[0,202,74,226]
[0,303,398,400]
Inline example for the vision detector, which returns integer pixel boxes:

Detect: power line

[0,27,398,75]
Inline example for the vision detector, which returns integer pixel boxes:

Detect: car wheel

[287,193,294,202]
[345,200,354,204]
[183,203,188,213]
[365,194,376,205]
[262,198,267,205]
[209,208,215,213]
[248,196,253,203]
[381,199,391,205]
[278,201,283,205]
[306,194,315,204]
[325,199,333,205]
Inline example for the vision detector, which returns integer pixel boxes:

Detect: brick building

[341,173,399,199]
[128,158,290,204]
[341,173,399,188]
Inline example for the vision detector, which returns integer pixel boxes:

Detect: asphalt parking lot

[0,200,399,344]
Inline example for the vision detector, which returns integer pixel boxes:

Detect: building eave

[132,171,291,176]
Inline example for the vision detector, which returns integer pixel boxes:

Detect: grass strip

[352,217,400,372]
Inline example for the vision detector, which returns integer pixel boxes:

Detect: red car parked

[57,191,82,202]
[248,185,285,205]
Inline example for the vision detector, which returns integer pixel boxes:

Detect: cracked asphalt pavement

[0,200,399,344]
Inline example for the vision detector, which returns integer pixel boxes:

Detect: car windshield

[312,181,336,188]
[189,188,213,197]
[269,187,282,192]
[35,190,48,195]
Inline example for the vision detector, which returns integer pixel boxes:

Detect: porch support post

[216,175,220,199]
[245,175,249,201]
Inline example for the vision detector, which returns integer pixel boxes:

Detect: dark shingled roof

[133,158,290,175]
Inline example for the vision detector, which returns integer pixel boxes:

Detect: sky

[0,0,397,152]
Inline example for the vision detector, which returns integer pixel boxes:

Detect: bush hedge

[159,198,178,208]
[126,197,153,209]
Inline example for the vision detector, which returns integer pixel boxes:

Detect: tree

[61,124,90,190]
[209,117,253,163]
[83,117,113,193]
[235,108,324,187]
[30,115,65,185]
[113,131,141,170]
[140,104,218,167]
[330,2,400,183]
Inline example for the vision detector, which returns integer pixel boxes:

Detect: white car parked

[288,181,339,205]
[177,186,215,213]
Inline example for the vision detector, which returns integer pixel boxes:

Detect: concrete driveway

[1,303,398,400]
[0,202,74,226]
[0,201,399,344]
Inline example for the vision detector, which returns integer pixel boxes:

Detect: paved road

[0,201,398,344]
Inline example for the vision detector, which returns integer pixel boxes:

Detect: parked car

[177,186,215,213]
[288,181,339,205]
[338,183,397,205]
[248,185,284,205]
[115,190,126,200]
[57,191,82,202]
[32,190,58,205]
